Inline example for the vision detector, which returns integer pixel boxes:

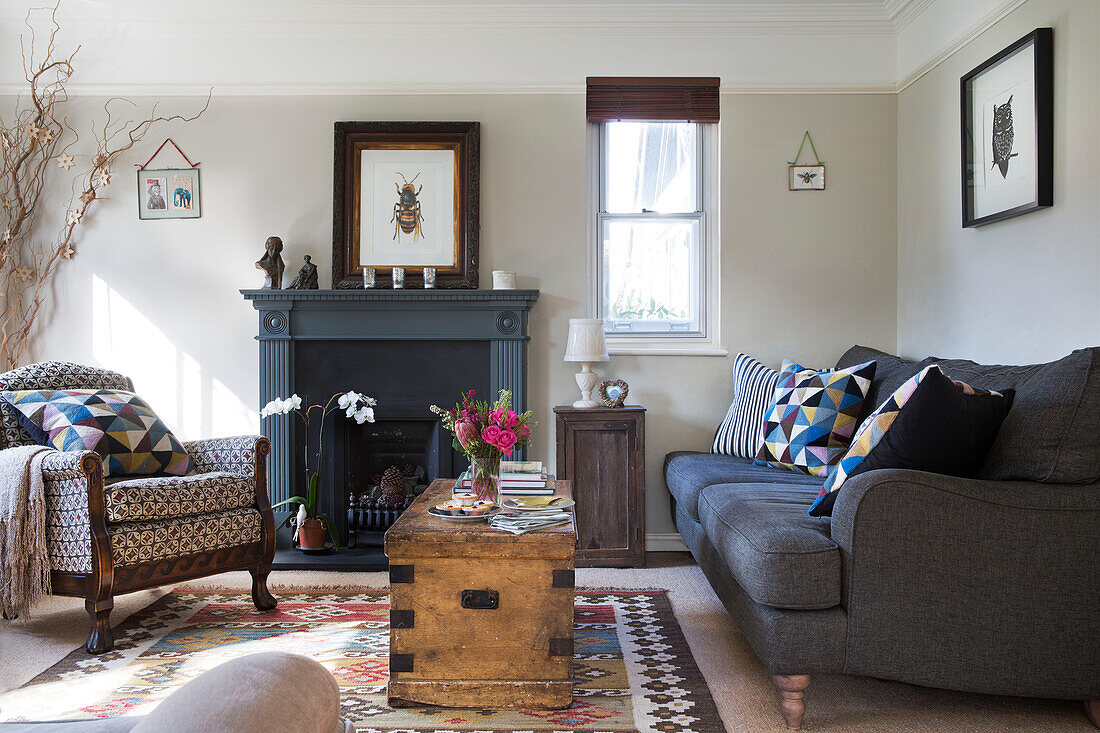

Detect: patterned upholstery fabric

[0,361,131,449]
[42,450,95,574]
[109,507,262,567]
[105,471,256,523]
[754,359,877,477]
[2,389,192,477]
[184,435,262,478]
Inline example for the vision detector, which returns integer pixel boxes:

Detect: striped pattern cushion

[712,354,780,458]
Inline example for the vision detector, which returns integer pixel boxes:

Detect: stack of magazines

[453,461,553,495]
[488,509,572,536]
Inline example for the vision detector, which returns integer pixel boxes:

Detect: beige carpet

[0,554,1092,732]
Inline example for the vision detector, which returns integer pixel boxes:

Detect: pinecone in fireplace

[380,466,405,499]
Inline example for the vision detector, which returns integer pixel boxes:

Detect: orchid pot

[261,390,378,551]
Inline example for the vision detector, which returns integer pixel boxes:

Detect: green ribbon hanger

[788,131,824,166]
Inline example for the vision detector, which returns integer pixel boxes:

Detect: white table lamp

[564,318,610,408]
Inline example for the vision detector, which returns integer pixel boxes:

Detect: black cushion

[665,451,822,523]
[699,482,840,610]
[835,344,933,422]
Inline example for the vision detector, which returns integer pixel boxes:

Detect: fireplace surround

[243,288,538,569]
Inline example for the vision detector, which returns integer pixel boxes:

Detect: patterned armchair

[0,361,277,653]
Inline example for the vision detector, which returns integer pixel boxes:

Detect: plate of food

[502,496,575,511]
[429,499,500,521]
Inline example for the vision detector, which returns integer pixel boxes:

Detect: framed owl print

[961,28,1052,228]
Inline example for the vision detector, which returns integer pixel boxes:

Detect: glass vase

[470,453,502,506]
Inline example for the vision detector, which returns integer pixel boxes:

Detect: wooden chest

[384,479,577,709]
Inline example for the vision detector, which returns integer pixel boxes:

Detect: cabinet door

[561,418,642,566]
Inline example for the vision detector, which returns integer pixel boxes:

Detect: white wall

[20,91,898,539]
[0,1,899,93]
[897,0,1100,363]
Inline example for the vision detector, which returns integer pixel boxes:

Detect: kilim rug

[1,589,725,732]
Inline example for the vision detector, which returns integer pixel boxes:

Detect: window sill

[606,342,728,357]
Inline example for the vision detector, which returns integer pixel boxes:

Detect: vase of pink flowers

[431,389,535,505]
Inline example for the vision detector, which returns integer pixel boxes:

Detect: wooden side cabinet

[554,406,645,568]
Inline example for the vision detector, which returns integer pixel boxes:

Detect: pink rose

[482,424,502,445]
[495,429,518,455]
[503,410,519,429]
[490,407,505,425]
[515,424,530,439]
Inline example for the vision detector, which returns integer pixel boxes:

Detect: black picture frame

[961,28,1053,228]
[331,121,480,289]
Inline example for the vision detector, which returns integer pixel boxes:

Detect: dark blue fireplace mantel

[241,288,539,507]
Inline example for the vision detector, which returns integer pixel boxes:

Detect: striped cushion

[712,354,780,458]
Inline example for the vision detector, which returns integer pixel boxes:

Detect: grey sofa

[666,345,1100,730]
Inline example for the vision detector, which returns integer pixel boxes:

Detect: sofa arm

[831,468,1100,699]
[184,435,267,479]
[41,450,104,575]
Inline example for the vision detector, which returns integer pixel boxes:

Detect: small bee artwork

[391,172,425,242]
[789,164,825,191]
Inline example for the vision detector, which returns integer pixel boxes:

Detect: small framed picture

[961,28,1052,227]
[789,164,825,191]
[138,168,201,220]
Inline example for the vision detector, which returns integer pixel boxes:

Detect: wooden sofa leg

[85,597,114,654]
[250,566,277,612]
[774,674,812,730]
[1085,699,1099,728]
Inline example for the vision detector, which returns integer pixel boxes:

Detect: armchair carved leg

[85,596,114,654]
[250,566,277,612]
[1086,699,1099,728]
[774,674,812,730]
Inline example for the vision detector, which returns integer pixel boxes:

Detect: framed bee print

[961,28,1052,228]
[789,164,825,191]
[332,121,480,288]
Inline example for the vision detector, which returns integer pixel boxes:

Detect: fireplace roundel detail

[263,311,288,335]
[496,311,519,334]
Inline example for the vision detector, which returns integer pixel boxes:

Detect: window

[586,78,723,355]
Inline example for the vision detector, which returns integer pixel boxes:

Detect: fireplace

[243,288,538,570]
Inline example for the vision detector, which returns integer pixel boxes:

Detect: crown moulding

[0,2,935,38]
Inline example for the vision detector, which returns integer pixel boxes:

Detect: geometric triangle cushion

[753,359,877,477]
[808,364,1015,517]
[0,389,191,477]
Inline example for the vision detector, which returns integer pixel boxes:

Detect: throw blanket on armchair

[0,445,53,618]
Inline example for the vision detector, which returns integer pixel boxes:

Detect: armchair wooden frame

[49,439,278,654]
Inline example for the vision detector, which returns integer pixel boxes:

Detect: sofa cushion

[838,346,1100,484]
[712,353,779,458]
[665,452,822,522]
[810,365,1014,517]
[835,345,934,422]
[931,348,1100,483]
[104,471,256,523]
[754,359,877,476]
[109,507,262,566]
[699,483,840,610]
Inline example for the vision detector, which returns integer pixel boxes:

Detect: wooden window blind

[586,77,720,123]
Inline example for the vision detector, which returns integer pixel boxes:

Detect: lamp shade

[564,318,609,362]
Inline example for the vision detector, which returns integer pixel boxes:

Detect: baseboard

[646,532,689,553]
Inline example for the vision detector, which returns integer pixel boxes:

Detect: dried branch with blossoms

[0,3,209,370]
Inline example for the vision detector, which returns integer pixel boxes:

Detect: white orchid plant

[261,390,377,548]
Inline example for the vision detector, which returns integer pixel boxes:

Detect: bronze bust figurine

[288,255,319,290]
[256,236,285,289]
